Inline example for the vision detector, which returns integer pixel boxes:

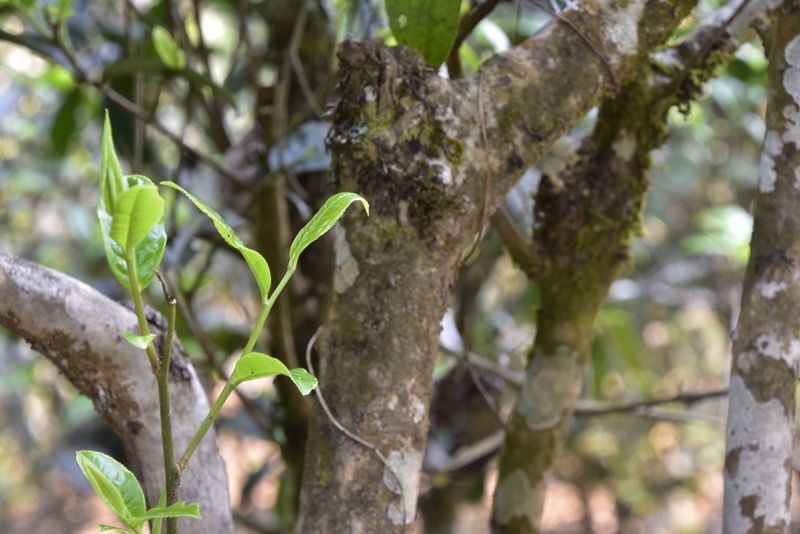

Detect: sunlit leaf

[161,181,271,301]
[98,525,133,533]
[75,451,146,522]
[289,192,368,270]
[45,0,73,23]
[100,111,124,211]
[152,27,186,70]
[110,185,164,252]
[130,501,201,523]
[122,332,156,350]
[97,113,166,290]
[386,0,461,66]
[232,352,318,395]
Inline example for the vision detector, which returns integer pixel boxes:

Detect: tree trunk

[723,6,800,533]
[492,2,775,531]
[0,251,233,534]
[297,1,697,530]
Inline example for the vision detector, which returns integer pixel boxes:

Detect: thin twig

[574,388,728,416]
[305,329,408,530]
[440,345,525,386]
[288,0,324,119]
[447,0,504,77]
[154,270,179,534]
[40,23,247,187]
[168,271,276,438]
[459,71,492,265]
[491,206,538,275]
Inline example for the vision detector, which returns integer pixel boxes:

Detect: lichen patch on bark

[783,106,800,147]
[724,376,792,533]
[595,0,646,66]
[333,226,359,294]
[784,35,800,105]
[383,449,422,525]
[493,469,540,527]
[516,346,583,431]
[758,131,782,193]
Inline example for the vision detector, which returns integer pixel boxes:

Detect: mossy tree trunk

[296,1,698,530]
[723,6,800,533]
[492,2,775,532]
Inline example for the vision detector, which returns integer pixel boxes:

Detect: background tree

[0,0,796,532]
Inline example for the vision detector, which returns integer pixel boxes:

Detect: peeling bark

[723,7,800,533]
[297,1,697,530]
[492,2,772,531]
[0,251,232,534]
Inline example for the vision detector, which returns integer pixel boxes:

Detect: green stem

[125,253,178,534]
[243,268,294,354]
[125,252,159,370]
[160,299,179,534]
[177,381,235,474]
[177,267,295,474]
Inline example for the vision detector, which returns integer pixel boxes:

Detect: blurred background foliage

[0,0,791,532]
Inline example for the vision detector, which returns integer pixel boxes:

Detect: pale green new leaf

[98,525,134,533]
[130,501,201,523]
[152,27,186,70]
[386,0,461,67]
[289,193,368,270]
[75,451,146,522]
[97,115,166,290]
[100,111,124,210]
[110,185,164,252]
[150,491,167,534]
[161,181,271,301]
[122,332,156,350]
[232,352,318,395]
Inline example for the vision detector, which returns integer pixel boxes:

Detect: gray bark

[297,1,699,530]
[0,250,232,534]
[723,5,800,533]
[492,1,778,531]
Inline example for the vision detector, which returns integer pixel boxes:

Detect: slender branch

[169,270,276,438]
[177,266,294,474]
[573,388,728,416]
[491,206,538,276]
[433,388,728,473]
[125,252,160,371]
[29,21,247,187]
[446,0,504,77]
[177,382,235,475]
[155,271,180,534]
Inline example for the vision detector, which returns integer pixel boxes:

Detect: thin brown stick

[42,23,246,188]
[574,388,728,416]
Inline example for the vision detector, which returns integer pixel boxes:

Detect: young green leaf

[152,27,186,70]
[130,501,201,523]
[289,192,368,270]
[232,352,318,395]
[110,185,165,252]
[386,0,461,67]
[161,181,271,301]
[97,115,166,291]
[100,111,124,211]
[45,0,73,25]
[122,332,156,350]
[98,525,134,533]
[75,451,146,523]
[150,491,167,534]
